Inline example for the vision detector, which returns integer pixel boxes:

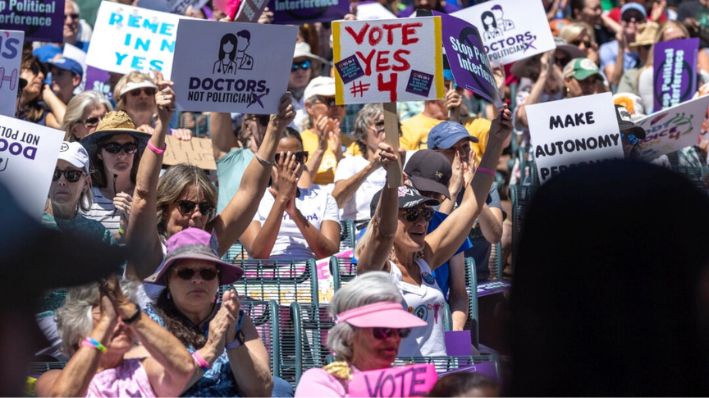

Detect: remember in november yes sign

[332,17,445,104]
[527,92,624,183]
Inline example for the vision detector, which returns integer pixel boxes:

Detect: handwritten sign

[86,2,182,79]
[349,364,438,397]
[270,0,348,24]
[653,38,698,113]
[0,30,23,117]
[163,135,216,170]
[314,249,352,304]
[171,19,296,113]
[635,95,709,161]
[0,0,64,42]
[332,17,445,104]
[527,92,624,183]
[437,12,499,106]
[0,115,64,218]
[452,0,555,66]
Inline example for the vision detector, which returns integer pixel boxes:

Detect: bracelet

[81,337,107,353]
[121,305,141,325]
[254,153,274,167]
[147,141,166,155]
[226,310,246,350]
[192,351,211,371]
[477,167,496,177]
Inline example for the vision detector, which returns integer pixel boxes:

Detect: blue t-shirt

[217,148,254,214]
[600,40,640,75]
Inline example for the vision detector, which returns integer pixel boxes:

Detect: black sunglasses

[571,39,593,48]
[80,116,102,127]
[102,142,138,155]
[316,96,337,107]
[175,267,219,281]
[176,200,213,216]
[372,327,412,340]
[129,87,157,97]
[53,169,84,183]
[274,151,309,164]
[291,59,312,72]
[400,206,434,223]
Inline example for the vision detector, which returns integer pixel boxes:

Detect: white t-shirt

[253,186,339,260]
[83,186,121,238]
[390,258,447,357]
[334,156,387,221]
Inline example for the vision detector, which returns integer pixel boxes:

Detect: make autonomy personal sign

[652,38,699,113]
[171,19,296,114]
[526,92,624,183]
[437,12,500,106]
[0,0,64,42]
[86,2,182,79]
[0,30,23,117]
[270,0,348,24]
[452,0,555,66]
[635,95,709,161]
[332,17,445,104]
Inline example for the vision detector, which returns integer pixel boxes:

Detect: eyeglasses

[176,200,213,216]
[102,142,138,155]
[372,327,412,340]
[291,59,312,72]
[316,96,337,107]
[175,267,219,281]
[129,87,157,97]
[53,169,84,183]
[571,39,593,48]
[400,206,434,223]
[371,120,385,132]
[79,116,102,128]
[65,13,79,20]
[274,151,309,163]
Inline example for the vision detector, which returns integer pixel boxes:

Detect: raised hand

[271,152,303,216]
[113,192,132,222]
[154,71,176,123]
[271,93,295,132]
[489,104,512,142]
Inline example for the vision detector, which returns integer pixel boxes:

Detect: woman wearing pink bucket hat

[295,272,426,397]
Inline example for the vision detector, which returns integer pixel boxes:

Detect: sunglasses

[372,120,385,132]
[571,39,593,48]
[175,267,219,281]
[53,169,84,183]
[129,87,157,97]
[316,96,337,107]
[80,116,102,127]
[291,59,312,72]
[274,151,309,163]
[176,200,213,216]
[400,206,434,223]
[102,142,138,155]
[65,13,79,19]
[372,327,412,340]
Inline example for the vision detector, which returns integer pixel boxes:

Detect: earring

[166,291,172,300]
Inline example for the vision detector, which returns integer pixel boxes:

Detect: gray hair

[63,91,113,141]
[56,279,140,356]
[327,272,403,362]
[352,104,383,157]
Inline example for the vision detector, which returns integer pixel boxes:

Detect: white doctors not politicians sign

[527,92,624,183]
[171,19,297,114]
[0,116,64,219]
[87,2,182,79]
[0,30,23,117]
[452,0,555,66]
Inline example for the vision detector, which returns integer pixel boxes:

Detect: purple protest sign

[653,38,698,113]
[85,66,114,103]
[270,0,349,24]
[0,0,65,43]
[436,12,500,106]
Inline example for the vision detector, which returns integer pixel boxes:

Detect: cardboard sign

[0,115,64,218]
[452,0,555,66]
[163,135,216,170]
[86,2,182,79]
[0,30,23,117]
[356,1,396,20]
[0,0,64,43]
[332,17,445,104]
[437,12,499,106]
[653,38,699,113]
[348,364,438,397]
[270,0,348,24]
[171,19,296,113]
[635,95,709,161]
[527,92,624,183]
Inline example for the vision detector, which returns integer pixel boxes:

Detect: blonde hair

[113,71,156,112]
[559,22,595,45]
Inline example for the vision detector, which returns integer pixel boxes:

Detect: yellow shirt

[399,113,443,150]
[301,128,355,185]
[463,117,492,161]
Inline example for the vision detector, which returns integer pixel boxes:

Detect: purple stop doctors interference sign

[270,0,349,24]
[0,0,65,43]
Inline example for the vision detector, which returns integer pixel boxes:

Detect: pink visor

[335,302,427,329]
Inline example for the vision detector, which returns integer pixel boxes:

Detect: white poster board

[527,92,624,183]
[86,2,182,79]
[171,19,296,113]
[0,30,23,117]
[0,116,64,218]
[332,17,445,104]
[452,0,555,66]
[635,95,709,161]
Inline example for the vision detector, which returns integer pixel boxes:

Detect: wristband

[192,351,211,371]
[147,141,166,155]
[121,305,141,325]
[81,337,107,353]
[254,153,274,167]
[477,167,496,177]
[226,310,246,350]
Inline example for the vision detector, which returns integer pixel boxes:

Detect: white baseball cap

[119,80,157,97]
[58,141,90,174]
[304,76,336,102]
[293,41,326,63]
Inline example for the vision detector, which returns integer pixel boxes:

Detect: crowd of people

[9,0,709,396]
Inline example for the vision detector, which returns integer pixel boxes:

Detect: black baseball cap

[404,150,452,199]
[370,186,440,218]
[615,104,646,139]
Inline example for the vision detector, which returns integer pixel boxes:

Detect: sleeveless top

[389,258,447,357]
[86,358,155,397]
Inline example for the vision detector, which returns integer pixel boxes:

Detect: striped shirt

[83,186,122,239]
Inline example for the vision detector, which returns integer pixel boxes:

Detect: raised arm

[211,112,239,161]
[423,106,512,269]
[210,94,295,255]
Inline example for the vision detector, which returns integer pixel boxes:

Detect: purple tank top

[86,358,155,397]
